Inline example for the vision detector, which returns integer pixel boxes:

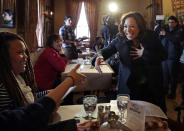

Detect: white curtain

[36,0,44,47]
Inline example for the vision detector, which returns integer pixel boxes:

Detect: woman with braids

[0,32,86,113]
[93,12,168,112]
[0,63,86,131]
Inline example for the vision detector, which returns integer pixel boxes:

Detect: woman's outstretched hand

[95,56,104,74]
[68,64,87,86]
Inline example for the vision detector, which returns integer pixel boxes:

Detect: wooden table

[62,59,114,92]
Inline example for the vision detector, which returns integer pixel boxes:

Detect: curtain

[66,0,82,29]
[84,0,98,47]
[25,0,38,51]
[36,0,44,47]
[3,0,15,10]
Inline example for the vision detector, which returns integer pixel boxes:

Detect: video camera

[154,15,166,34]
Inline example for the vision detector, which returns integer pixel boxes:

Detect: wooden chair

[174,105,184,123]
[167,105,184,131]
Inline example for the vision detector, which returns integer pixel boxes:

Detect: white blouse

[15,75,34,103]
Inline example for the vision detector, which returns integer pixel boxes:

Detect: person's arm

[0,64,86,130]
[0,96,56,130]
[64,40,80,45]
[93,38,118,73]
[46,64,86,106]
[47,51,68,72]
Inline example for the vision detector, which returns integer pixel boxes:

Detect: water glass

[86,48,90,53]
[117,94,130,124]
[83,95,97,120]
[77,58,84,71]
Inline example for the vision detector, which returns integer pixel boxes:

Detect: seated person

[92,36,104,52]
[0,32,71,111]
[34,34,68,91]
[1,9,14,28]
[0,32,88,131]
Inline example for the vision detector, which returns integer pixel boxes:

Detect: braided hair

[0,32,38,107]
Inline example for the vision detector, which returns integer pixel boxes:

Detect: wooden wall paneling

[3,0,15,10]
[17,0,54,50]
[150,0,163,29]
[17,0,25,38]
[43,0,54,45]
[27,0,38,51]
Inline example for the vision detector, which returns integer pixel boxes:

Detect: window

[75,2,90,39]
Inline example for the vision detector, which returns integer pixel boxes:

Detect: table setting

[56,94,171,131]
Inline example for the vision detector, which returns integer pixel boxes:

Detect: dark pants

[130,83,167,113]
[63,45,78,60]
[162,59,178,95]
[180,63,184,101]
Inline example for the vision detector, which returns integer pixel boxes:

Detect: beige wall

[162,0,175,16]
[54,0,66,34]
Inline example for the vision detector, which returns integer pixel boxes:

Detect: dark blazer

[161,25,184,60]
[93,30,167,109]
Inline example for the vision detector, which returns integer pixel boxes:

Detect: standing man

[59,16,80,59]
[160,16,184,99]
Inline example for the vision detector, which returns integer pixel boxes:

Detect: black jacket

[93,30,167,108]
[161,25,184,60]
[0,96,77,131]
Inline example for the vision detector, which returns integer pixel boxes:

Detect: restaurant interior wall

[162,0,175,17]
[97,0,152,34]
[0,0,16,33]
[54,0,66,34]
[53,0,152,37]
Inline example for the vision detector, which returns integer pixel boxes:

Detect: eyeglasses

[168,21,176,24]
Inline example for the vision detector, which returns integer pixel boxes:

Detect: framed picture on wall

[0,0,15,28]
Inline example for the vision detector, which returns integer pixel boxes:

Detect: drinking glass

[78,58,84,72]
[86,48,90,54]
[117,94,130,124]
[83,95,97,120]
